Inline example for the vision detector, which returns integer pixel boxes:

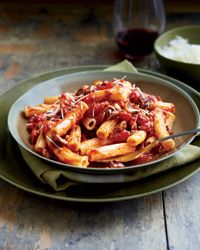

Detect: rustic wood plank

[163,171,200,250]
[0,191,167,250]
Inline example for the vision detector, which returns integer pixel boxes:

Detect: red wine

[116,28,159,60]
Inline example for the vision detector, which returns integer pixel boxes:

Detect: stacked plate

[1,66,200,202]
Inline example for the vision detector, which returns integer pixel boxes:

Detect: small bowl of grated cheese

[154,25,200,85]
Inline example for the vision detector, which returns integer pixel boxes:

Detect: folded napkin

[19,60,200,191]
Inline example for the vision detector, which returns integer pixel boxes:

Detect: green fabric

[104,60,138,73]
[19,60,200,191]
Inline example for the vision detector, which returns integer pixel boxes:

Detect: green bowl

[154,25,200,85]
[7,70,199,175]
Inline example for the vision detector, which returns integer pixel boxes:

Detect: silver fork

[158,128,200,143]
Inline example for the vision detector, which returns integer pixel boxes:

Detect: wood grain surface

[0,2,199,250]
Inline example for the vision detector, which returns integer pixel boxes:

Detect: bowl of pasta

[8,70,199,174]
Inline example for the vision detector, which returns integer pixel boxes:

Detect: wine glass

[113,0,166,61]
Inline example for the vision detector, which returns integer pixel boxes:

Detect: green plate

[1,65,200,202]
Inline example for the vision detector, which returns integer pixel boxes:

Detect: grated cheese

[159,36,200,64]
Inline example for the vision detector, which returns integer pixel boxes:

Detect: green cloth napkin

[19,60,200,191]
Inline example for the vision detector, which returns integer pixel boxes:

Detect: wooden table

[0,2,200,249]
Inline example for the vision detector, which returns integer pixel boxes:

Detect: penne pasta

[127,130,147,146]
[150,101,175,113]
[34,130,47,154]
[84,85,131,103]
[87,143,135,162]
[52,147,89,167]
[67,125,81,152]
[96,119,117,139]
[109,85,131,101]
[51,101,88,136]
[98,141,157,163]
[80,137,115,155]
[24,77,176,168]
[24,104,54,117]
[82,117,96,130]
[44,96,59,104]
[165,111,175,129]
[154,111,175,150]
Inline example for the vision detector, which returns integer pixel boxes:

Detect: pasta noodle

[52,146,89,167]
[98,140,157,163]
[165,111,175,129]
[87,142,135,162]
[82,117,96,130]
[96,119,117,139]
[24,104,55,117]
[51,101,88,136]
[154,111,175,150]
[44,96,59,104]
[80,137,112,155]
[127,130,147,147]
[24,77,176,168]
[67,125,81,152]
